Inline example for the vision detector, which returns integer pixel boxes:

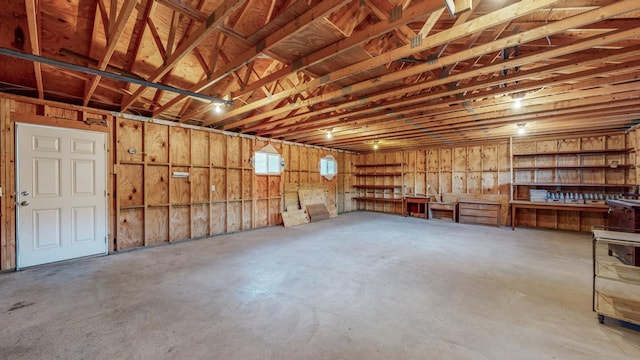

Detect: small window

[319,155,338,180]
[252,144,283,175]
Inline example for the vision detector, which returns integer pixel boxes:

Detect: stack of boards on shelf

[282,183,338,227]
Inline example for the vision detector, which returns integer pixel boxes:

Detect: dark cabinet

[606,199,640,266]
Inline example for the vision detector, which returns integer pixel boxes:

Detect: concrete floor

[1,211,640,359]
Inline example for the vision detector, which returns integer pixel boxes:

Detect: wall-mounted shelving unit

[353,162,404,211]
[510,135,635,231]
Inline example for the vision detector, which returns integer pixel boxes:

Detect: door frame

[15,122,109,269]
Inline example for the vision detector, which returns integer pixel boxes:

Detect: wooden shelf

[510,200,609,230]
[513,165,633,170]
[513,182,632,188]
[354,163,403,168]
[353,185,402,189]
[512,148,632,157]
[353,197,402,203]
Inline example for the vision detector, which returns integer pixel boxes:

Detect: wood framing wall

[354,143,512,222]
[0,94,355,271]
[355,133,638,227]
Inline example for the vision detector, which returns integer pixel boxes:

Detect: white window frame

[319,154,338,180]
[252,144,283,175]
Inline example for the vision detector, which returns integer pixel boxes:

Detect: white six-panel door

[16,123,107,268]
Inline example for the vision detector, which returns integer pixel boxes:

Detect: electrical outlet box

[0,187,2,197]
[211,185,215,192]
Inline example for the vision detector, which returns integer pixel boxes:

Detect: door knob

[20,191,29,196]
[19,201,30,207]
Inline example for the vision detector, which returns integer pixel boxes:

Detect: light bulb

[326,131,332,139]
[513,98,522,109]
[518,126,526,135]
[214,104,222,114]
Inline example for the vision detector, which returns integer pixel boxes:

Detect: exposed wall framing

[0,94,354,271]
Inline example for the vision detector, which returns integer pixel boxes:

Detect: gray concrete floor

[1,211,640,359]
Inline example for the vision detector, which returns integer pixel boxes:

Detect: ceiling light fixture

[213,104,223,114]
[517,123,526,135]
[511,92,525,109]
[513,98,522,109]
[324,128,333,139]
[373,140,379,150]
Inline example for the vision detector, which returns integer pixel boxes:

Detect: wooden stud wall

[358,142,512,224]
[0,94,354,271]
[114,121,352,250]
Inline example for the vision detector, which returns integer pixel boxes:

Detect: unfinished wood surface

[118,208,144,250]
[211,168,226,202]
[210,203,226,235]
[118,164,144,207]
[269,199,281,225]
[0,97,16,269]
[443,193,510,226]
[558,211,581,232]
[0,94,358,269]
[191,204,209,238]
[467,172,481,194]
[146,207,169,245]
[282,209,310,227]
[191,130,209,166]
[226,136,242,168]
[467,146,481,172]
[210,133,226,167]
[242,169,253,199]
[117,119,143,163]
[170,167,191,204]
[146,165,169,205]
[170,127,190,165]
[482,172,498,194]
[44,105,76,121]
[227,202,242,232]
[284,183,302,211]
[191,167,210,203]
[482,145,497,171]
[298,188,327,210]
[290,145,301,171]
[559,138,580,152]
[243,201,252,230]
[241,137,252,169]
[452,172,465,194]
[145,122,169,164]
[255,199,269,228]
[256,175,269,198]
[307,203,330,222]
[227,170,242,200]
[170,206,190,241]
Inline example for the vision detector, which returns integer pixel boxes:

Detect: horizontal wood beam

[217,0,561,128]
